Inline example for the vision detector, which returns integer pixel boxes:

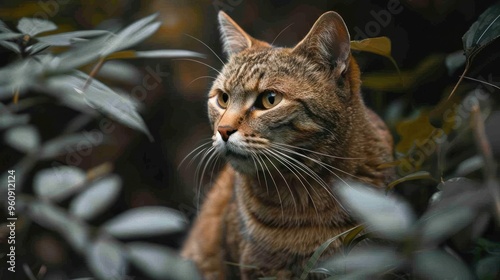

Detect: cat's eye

[217,91,230,108]
[256,91,282,109]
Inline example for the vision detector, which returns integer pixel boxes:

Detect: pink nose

[218,126,237,142]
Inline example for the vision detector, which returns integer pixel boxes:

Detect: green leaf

[463,3,500,57]
[102,206,186,238]
[336,183,415,241]
[29,201,89,252]
[39,133,94,159]
[300,226,361,280]
[100,13,161,57]
[97,61,141,83]
[0,113,30,129]
[87,237,127,280]
[26,42,50,55]
[475,256,500,279]
[0,32,21,41]
[70,175,122,220]
[419,207,475,245]
[321,246,403,277]
[127,242,201,280]
[17,17,57,36]
[37,30,110,46]
[387,171,435,190]
[33,166,86,201]
[0,19,13,33]
[350,37,400,74]
[445,50,466,75]
[0,40,20,53]
[414,250,474,280]
[4,125,40,153]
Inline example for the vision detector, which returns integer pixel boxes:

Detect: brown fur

[181,11,394,279]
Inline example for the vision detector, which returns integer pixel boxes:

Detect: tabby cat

[181,11,394,279]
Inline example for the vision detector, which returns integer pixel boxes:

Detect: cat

[181,10,394,280]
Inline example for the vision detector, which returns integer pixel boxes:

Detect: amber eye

[217,91,229,108]
[257,91,282,109]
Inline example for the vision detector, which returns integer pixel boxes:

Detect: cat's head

[208,11,363,173]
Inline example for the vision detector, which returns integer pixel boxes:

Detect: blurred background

[0,0,499,279]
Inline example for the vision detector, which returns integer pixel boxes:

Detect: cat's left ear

[218,11,268,56]
[293,11,350,75]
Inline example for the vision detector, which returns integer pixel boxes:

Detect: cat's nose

[218,125,237,142]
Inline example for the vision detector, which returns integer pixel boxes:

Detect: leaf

[300,225,362,280]
[33,166,86,201]
[445,50,467,75]
[463,3,500,58]
[17,17,57,36]
[350,37,400,74]
[387,171,435,190]
[106,49,205,60]
[0,113,29,129]
[26,42,50,56]
[414,250,474,280]
[100,13,161,57]
[127,242,201,280]
[37,30,110,46]
[102,206,186,238]
[87,237,127,280]
[4,125,40,153]
[39,133,95,159]
[0,32,21,41]
[29,201,89,252]
[0,40,20,53]
[418,207,475,245]
[455,155,484,176]
[96,61,141,84]
[0,19,13,33]
[321,246,403,277]
[336,183,415,241]
[475,256,500,279]
[70,175,121,220]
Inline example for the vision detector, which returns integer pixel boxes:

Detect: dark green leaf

[70,175,121,220]
[321,246,403,277]
[26,42,50,55]
[87,237,127,280]
[102,206,186,238]
[336,183,415,240]
[37,30,110,46]
[414,250,474,280]
[463,3,500,57]
[127,242,201,280]
[33,166,86,201]
[4,125,40,153]
[97,61,141,83]
[39,133,94,159]
[0,19,13,33]
[475,256,500,279]
[300,226,361,280]
[0,40,20,53]
[17,17,57,36]
[29,201,89,252]
[419,207,475,245]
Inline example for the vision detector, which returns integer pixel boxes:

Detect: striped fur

[181,11,394,279]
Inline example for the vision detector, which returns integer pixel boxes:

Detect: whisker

[178,141,212,170]
[273,142,364,160]
[256,152,284,219]
[270,23,294,46]
[197,148,218,209]
[173,58,225,77]
[187,75,218,87]
[185,33,226,67]
[261,151,298,214]
[252,151,269,195]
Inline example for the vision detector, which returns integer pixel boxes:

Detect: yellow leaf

[351,37,401,75]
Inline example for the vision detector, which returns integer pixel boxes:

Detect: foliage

[304,3,500,279]
[0,14,202,279]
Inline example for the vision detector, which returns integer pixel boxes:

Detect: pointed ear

[218,11,266,56]
[293,11,351,75]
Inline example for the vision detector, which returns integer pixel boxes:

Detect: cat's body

[181,11,393,279]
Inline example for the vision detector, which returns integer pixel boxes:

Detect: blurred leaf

[300,225,361,280]
[29,201,89,252]
[0,59,44,94]
[97,61,141,84]
[387,171,435,190]
[39,133,94,159]
[445,50,466,75]
[336,183,415,241]
[70,175,121,220]
[33,166,86,201]
[100,13,160,57]
[26,42,50,55]
[351,37,400,74]
[0,32,21,41]
[475,256,500,279]
[342,225,365,248]
[0,112,29,129]
[37,30,110,46]
[17,17,57,36]
[0,40,20,53]
[127,242,201,280]
[463,3,500,58]
[419,207,475,245]
[455,155,484,176]
[106,49,205,60]
[414,250,474,280]
[4,125,40,153]
[102,206,186,238]
[321,246,403,277]
[477,238,500,255]
[87,237,127,280]
[0,19,13,32]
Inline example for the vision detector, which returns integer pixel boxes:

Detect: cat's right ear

[218,11,259,56]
